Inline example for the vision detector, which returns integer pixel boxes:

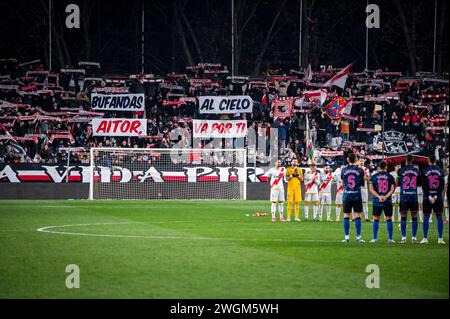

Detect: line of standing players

[266,154,448,244]
[341,153,446,244]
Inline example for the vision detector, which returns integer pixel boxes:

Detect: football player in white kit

[266,160,286,222]
[414,163,430,223]
[359,159,371,222]
[333,165,345,222]
[444,169,448,224]
[318,165,334,221]
[390,164,401,222]
[304,162,320,222]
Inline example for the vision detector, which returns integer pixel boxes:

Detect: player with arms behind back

[359,159,371,222]
[397,155,421,243]
[416,163,427,223]
[266,160,286,222]
[333,165,345,221]
[444,168,448,224]
[369,161,396,243]
[341,153,365,243]
[390,164,401,222]
[420,155,445,244]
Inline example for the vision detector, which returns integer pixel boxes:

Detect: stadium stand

[0,59,448,172]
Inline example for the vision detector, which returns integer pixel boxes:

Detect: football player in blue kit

[369,161,396,243]
[340,153,365,243]
[420,155,446,244]
[397,155,421,243]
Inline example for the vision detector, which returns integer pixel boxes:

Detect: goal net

[89,147,247,200]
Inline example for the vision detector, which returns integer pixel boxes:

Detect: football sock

[336,206,341,219]
[423,215,430,239]
[318,204,322,219]
[387,220,393,240]
[419,210,423,221]
[445,207,449,221]
[344,217,350,236]
[313,205,318,219]
[287,202,292,219]
[392,205,398,221]
[326,205,331,219]
[401,216,407,238]
[304,205,309,220]
[271,203,277,219]
[373,220,379,240]
[363,203,368,219]
[436,214,443,239]
[412,217,418,238]
[294,202,300,219]
[278,203,284,219]
[355,217,362,237]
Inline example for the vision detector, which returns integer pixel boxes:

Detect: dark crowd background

[0,0,448,76]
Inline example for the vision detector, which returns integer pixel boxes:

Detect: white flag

[304,89,327,106]
[323,63,353,89]
[304,63,313,82]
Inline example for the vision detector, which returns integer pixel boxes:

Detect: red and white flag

[323,63,353,89]
[304,63,313,82]
[304,89,327,106]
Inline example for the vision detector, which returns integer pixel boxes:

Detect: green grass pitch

[0,200,448,299]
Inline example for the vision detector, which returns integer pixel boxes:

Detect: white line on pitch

[36,222,335,243]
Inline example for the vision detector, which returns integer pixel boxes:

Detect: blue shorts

[373,205,393,217]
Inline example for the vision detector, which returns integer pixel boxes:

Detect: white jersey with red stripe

[266,167,286,191]
[333,167,344,193]
[444,175,448,203]
[319,172,334,194]
[361,166,370,190]
[304,170,320,194]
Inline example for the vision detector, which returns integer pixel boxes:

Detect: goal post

[89,147,247,200]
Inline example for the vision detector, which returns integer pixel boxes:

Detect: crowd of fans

[0,58,448,170]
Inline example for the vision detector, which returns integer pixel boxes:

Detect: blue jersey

[421,165,445,199]
[398,165,420,202]
[371,171,395,207]
[341,165,365,201]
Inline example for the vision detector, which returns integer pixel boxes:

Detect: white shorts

[417,188,423,204]
[304,193,319,202]
[361,188,368,202]
[418,193,423,204]
[320,193,332,205]
[270,189,285,202]
[335,192,343,205]
[392,193,400,204]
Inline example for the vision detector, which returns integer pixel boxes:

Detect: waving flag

[273,96,295,119]
[305,115,315,163]
[323,63,353,89]
[304,63,313,82]
[304,89,327,106]
[324,97,352,119]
